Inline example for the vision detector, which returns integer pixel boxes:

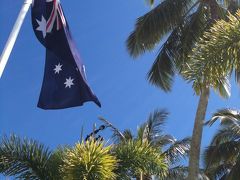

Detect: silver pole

[0,0,32,78]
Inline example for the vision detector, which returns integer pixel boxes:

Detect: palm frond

[98,116,125,142]
[204,141,239,170]
[209,127,240,145]
[183,10,240,97]
[138,109,169,143]
[164,166,188,180]
[127,0,195,57]
[205,163,232,180]
[47,146,67,179]
[153,134,176,147]
[61,140,117,180]
[113,140,168,179]
[146,109,169,140]
[0,134,52,179]
[206,108,240,126]
[162,166,208,180]
[163,137,191,165]
[148,3,212,91]
[122,129,134,141]
[226,155,240,179]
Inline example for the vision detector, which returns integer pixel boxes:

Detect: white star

[54,63,63,74]
[36,16,47,38]
[64,77,74,88]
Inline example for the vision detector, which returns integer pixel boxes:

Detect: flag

[31,0,101,109]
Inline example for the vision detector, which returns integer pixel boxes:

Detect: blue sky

[1,0,240,166]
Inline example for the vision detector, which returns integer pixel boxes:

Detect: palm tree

[61,139,117,180]
[204,108,240,179]
[0,135,118,180]
[127,1,240,179]
[183,9,240,179]
[0,133,168,180]
[0,134,63,179]
[113,140,168,180]
[99,109,191,179]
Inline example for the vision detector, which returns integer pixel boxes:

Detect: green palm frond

[138,109,168,143]
[47,146,67,179]
[163,137,191,165]
[210,127,240,145]
[0,134,53,179]
[113,140,168,179]
[164,166,188,180]
[204,141,239,169]
[122,129,134,141]
[205,163,232,180]
[162,166,208,180]
[61,140,117,180]
[145,109,168,140]
[206,108,240,126]
[147,3,213,91]
[127,0,195,57]
[204,108,240,179]
[183,10,240,97]
[226,156,240,179]
[153,134,176,147]
[98,116,125,142]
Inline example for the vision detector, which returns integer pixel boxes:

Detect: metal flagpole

[0,0,32,78]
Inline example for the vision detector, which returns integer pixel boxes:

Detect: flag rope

[0,0,32,78]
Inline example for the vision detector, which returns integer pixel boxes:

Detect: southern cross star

[64,77,74,88]
[54,63,63,74]
[36,16,47,38]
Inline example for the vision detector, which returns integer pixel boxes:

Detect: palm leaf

[163,137,191,165]
[122,129,134,141]
[148,3,213,91]
[153,134,176,147]
[183,10,240,97]
[127,0,195,57]
[61,140,117,180]
[206,108,240,126]
[226,155,240,179]
[113,140,168,179]
[209,127,240,145]
[0,134,52,179]
[98,116,125,142]
[205,163,232,180]
[164,166,188,180]
[138,109,169,143]
[204,141,239,170]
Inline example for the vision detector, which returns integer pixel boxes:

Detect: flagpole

[0,0,32,78]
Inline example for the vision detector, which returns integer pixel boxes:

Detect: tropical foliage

[127,1,240,179]
[61,140,117,180]
[0,131,168,179]
[99,109,191,179]
[0,135,118,180]
[204,108,240,179]
[127,0,238,91]
[183,10,240,98]
[0,135,62,179]
[113,140,167,179]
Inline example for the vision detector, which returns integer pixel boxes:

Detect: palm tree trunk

[187,87,210,180]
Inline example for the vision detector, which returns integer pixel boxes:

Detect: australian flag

[31,0,101,109]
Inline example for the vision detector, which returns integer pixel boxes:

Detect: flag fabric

[31,0,101,109]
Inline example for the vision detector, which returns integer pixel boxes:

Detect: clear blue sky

[1,0,240,164]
